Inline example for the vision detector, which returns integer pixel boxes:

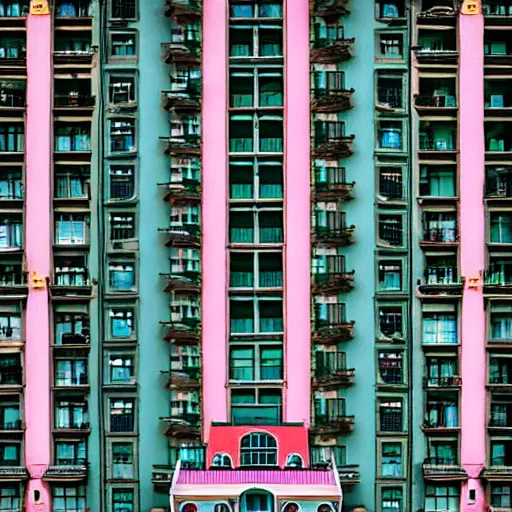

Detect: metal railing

[315,351,347,378]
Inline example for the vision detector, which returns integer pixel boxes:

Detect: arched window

[241,491,274,512]
[240,432,277,466]
[211,453,233,468]
[317,504,334,512]
[180,503,198,512]
[285,453,303,468]
[214,504,231,512]
[282,503,300,512]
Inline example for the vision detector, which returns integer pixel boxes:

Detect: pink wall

[24,10,52,512]
[201,0,229,437]
[459,10,486,511]
[284,0,311,424]
[207,425,309,468]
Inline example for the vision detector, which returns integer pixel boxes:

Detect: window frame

[107,396,136,434]
[109,31,138,60]
[377,438,407,479]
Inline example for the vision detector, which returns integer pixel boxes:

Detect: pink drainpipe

[459,9,486,511]
[24,9,52,512]
[284,0,311,425]
[201,0,229,437]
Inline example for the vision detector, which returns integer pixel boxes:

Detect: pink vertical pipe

[284,0,311,425]
[459,9,486,511]
[201,0,229,438]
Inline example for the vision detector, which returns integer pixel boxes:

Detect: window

[491,484,512,508]
[231,388,282,426]
[378,120,403,150]
[109,166,135,199]
[109,76,136,104]
[54,255,89,287]
[52,486,86,512]
[0,443,18,465]
[378,167,403,200]
[428,440,457,465]
[55,399,88,429]
[0,314,21,341]
[490,357,512,384]
[420,166,456,197]
[56,1,92,17]
[0,168,22,200]
[55,214,88,245]
[240,433,277,466]
[420,121,457,151]
[112,443,134,479]
[381,488,403,512]
[229,209,283,244]
[108,355,135,384]
[378,260,403,291]
[243,492,274,512]
[170,248,200,276]
[487,166,512,198]
[0,355,21,385]
[426,357,458,386]
[381,443,402,477]
[377,75,403,109]
[229,344,283,380]
[425,255,458,285]
[490,308,512,341]
[55,167,89,199]
[110,398,134,432]
[112,490,134,512]
[110,213,135,241]
[314,301,348,329]
[55,312,89,345]
[379,214,403,246]
[379,399,403,432]
[426,397,458,428]
[111,33,137,57]
[230,297,283,334]
[491,212,512,243]
[423,313,457,344]
[111,0,136,19]
[0,125,23,152]
[55,124,91,152]
[55,439,86,466]
[109,308,134,338]
[0,399,20,430]
[378,305,403,338]
[378,351,403,384]
[376,1,405,18]
[110,120,136,153]
[55,359,87,386]
[0,218,21,249]
[0,486,20,512]
[425,485,459,512]
[108,260,136,291]
[211,453,232,468]
[378,33,404,59]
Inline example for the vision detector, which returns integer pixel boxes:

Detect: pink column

[459,9,486,511]
[24,8,52,512]
[201,0,229,437]
[284,0,311,425]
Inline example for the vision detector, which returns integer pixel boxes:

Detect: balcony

[313,121,354,158]
[163,125,201,157]
[162,410,201,437]
[160,222,201,248]
[484,1,512,24]
[53,36,94,66]
[0,356,21,389]
[313,211,355,246]
[414,79,457,115]
[421,224,458,247]
[485,31,512,65]
[309,447,359,484]
[0,466,27,482]
[313,303,355,343]
[0,81,25,115]
[419,261,462,298]
[52,256,92,298]
[0,38,25,69]
[165,367,200,390]
[54,93,95,112]
[0,1,29,27]
[422,458,467,481]
[416,30,458,64]
[312,0,349,17]
[0,259,26,297]
[53,402,90,434]
[424,375,461,389]
[311,27,354,64]
[164,76,202,111]
[313,167,354,201]
[489,399,512,431]
[43,462,88,482]
[162,268,200,293]
[419,122,457,159]
[163,317,200,345]
[310,398,354,435]
[161,176,201,203]
[423,399,459,433]
[165,0,202,20]
[312,255,354,294]
[417,2,457,23]
[313,351,354,389]
[486,259,512,293]
[163,35,201,65]
[482,464,512,480]
[312,72,354,113]
[376,80,403,112]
